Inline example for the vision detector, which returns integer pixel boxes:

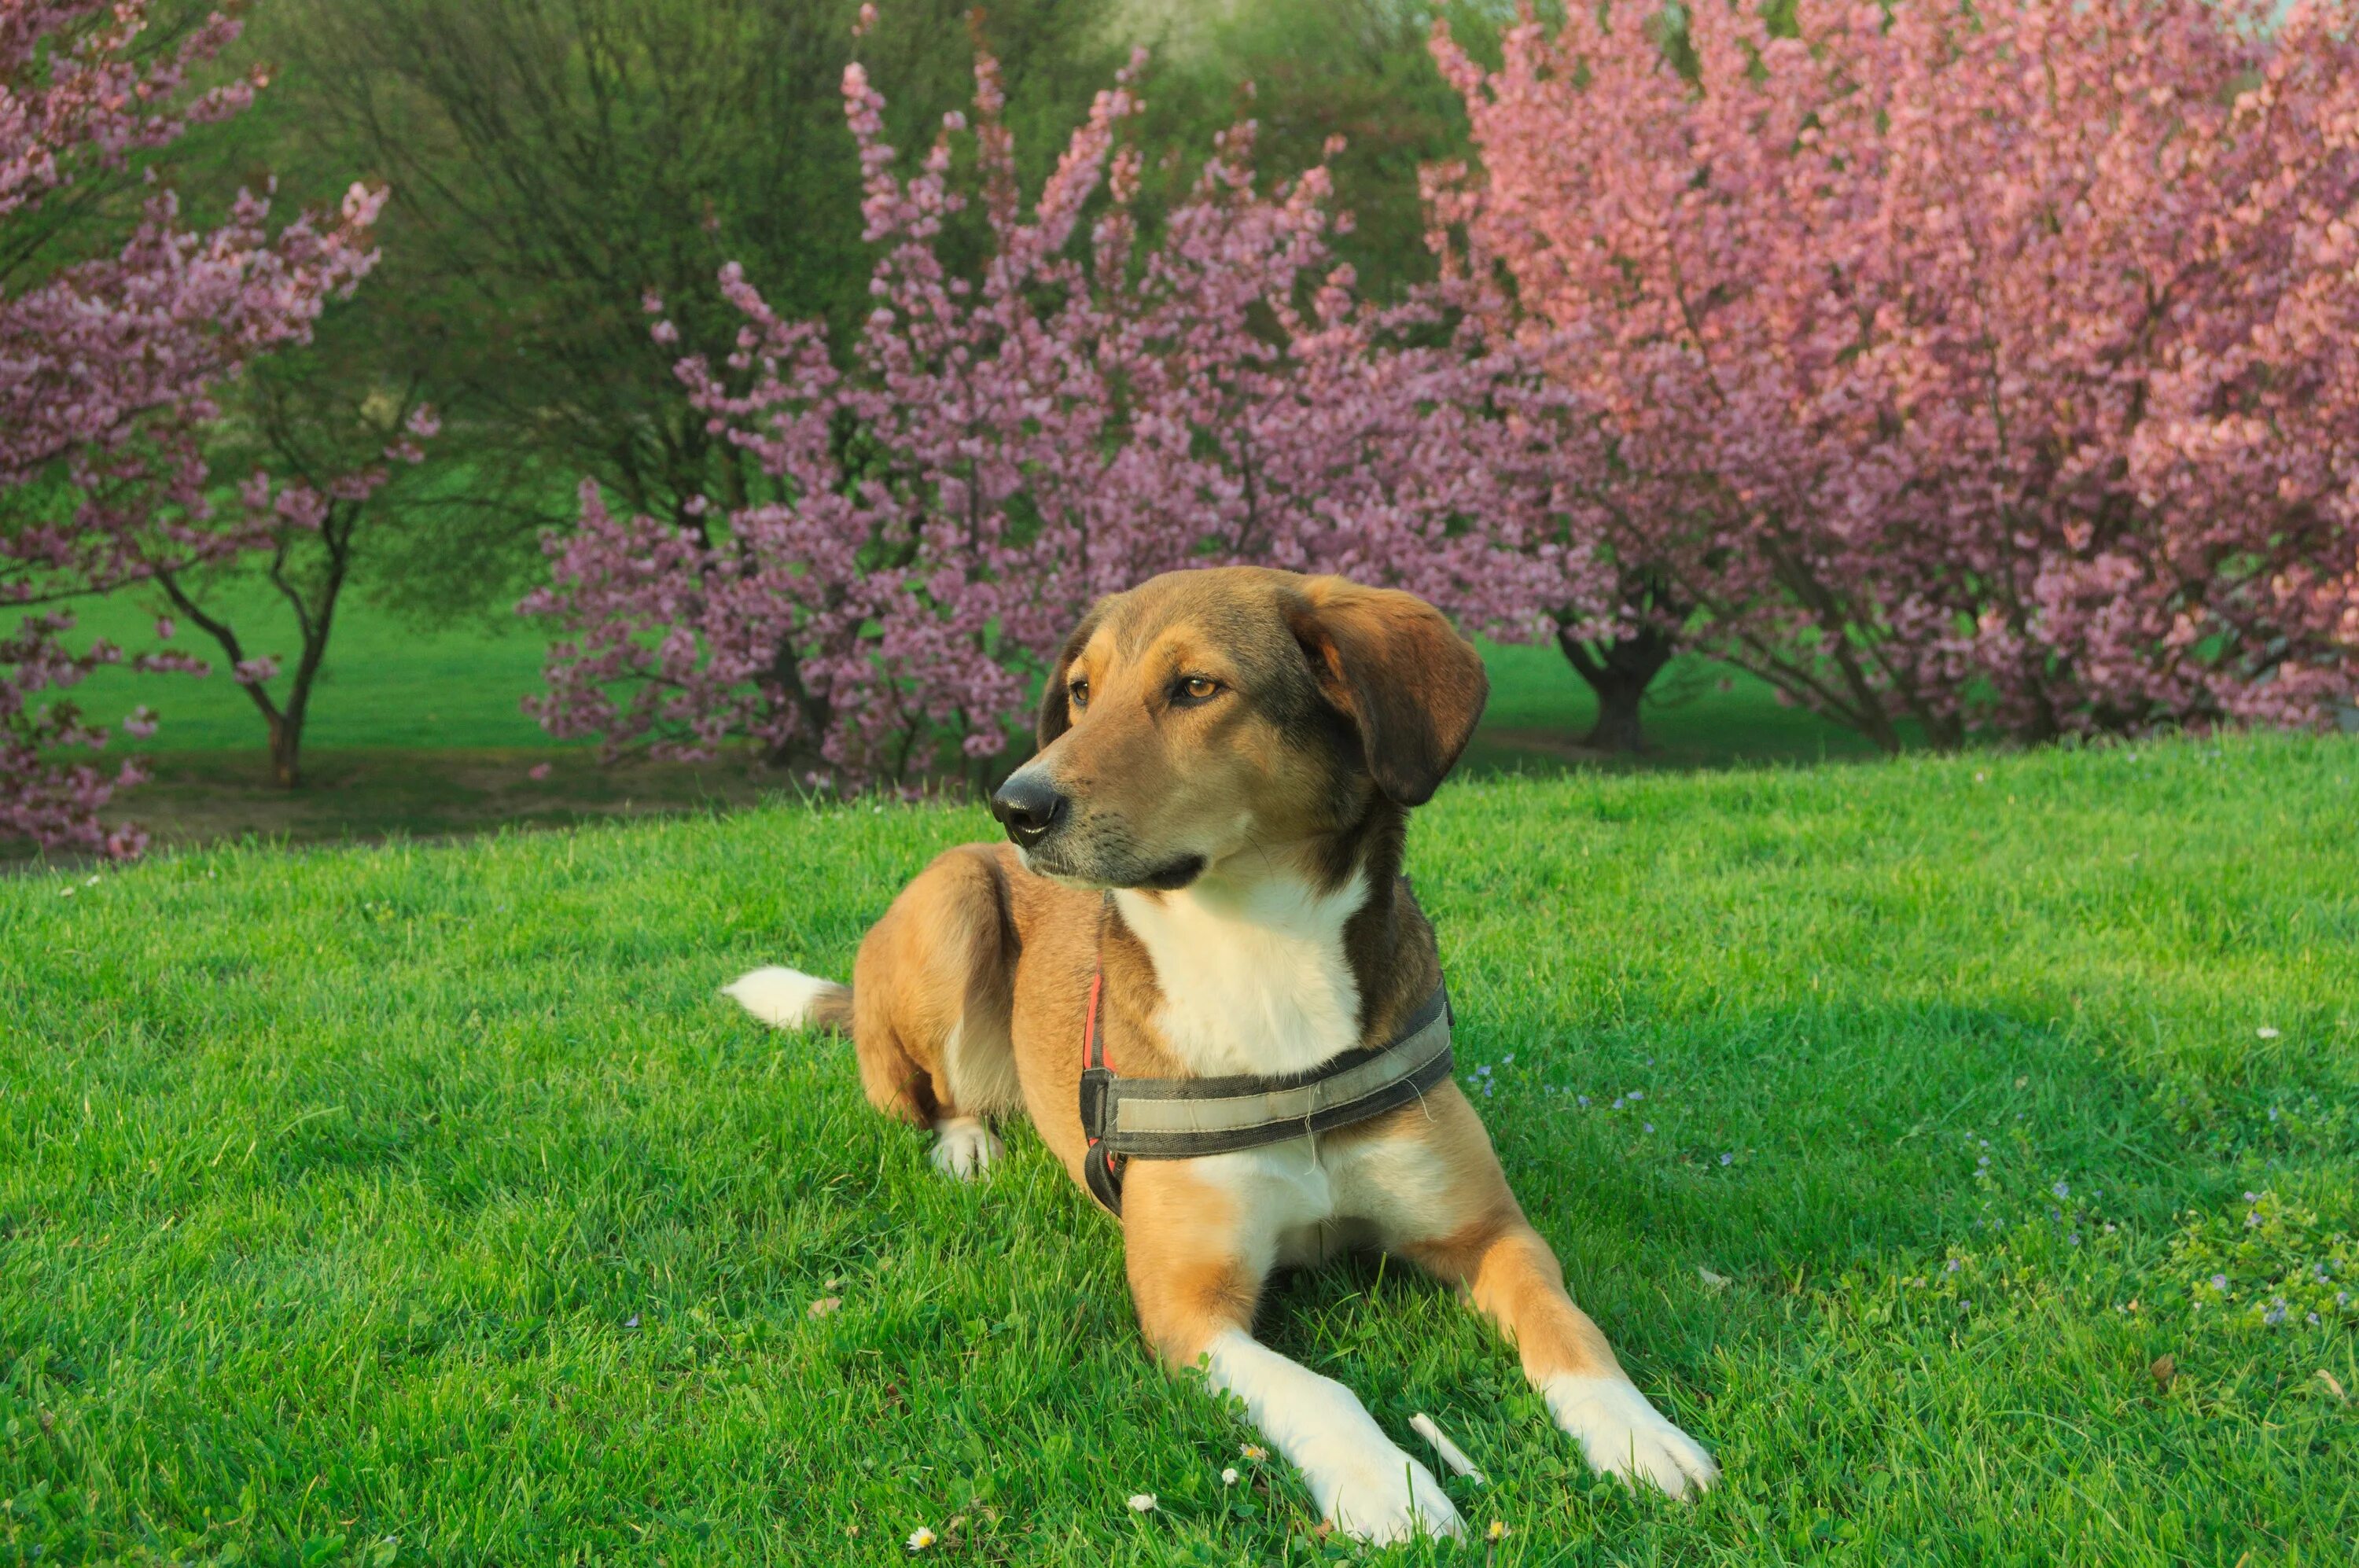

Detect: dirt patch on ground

[5,748,805,866]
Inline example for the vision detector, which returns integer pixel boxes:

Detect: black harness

[1074,934,1456,1216]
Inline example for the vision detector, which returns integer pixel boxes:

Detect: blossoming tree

[525,39,1612,786]
[1431,0,2359,748]
[2,2,382,853]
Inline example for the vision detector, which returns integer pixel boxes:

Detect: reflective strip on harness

[1076,984,1454,1215]
[1093,989,1453,1158]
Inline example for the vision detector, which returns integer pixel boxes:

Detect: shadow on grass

[5,646,1893,862]
[18,712,1893,865]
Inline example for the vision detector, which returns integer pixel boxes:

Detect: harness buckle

[1077,1065,1116,1142]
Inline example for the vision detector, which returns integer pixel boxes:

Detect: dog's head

[989,568,1488,890]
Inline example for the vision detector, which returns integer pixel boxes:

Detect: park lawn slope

[2,735,2355,1564]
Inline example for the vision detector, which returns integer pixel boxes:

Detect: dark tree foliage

[1139,0,1480,305]
[250,0,1131,614]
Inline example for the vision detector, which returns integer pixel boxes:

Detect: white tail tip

[723,966,845,1029]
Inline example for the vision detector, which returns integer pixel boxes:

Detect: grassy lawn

[25,579,1873,852]
[42,579,558,753]
[5,734,2353,1564]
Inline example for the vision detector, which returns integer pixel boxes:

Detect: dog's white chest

[1114,868,1451,1263]
[1114,874,1367,1079]
[1194,1129,1452,1267]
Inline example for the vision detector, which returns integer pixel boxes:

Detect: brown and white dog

[728,567,1715,1541]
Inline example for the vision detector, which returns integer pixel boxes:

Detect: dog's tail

[724,966,853,1034]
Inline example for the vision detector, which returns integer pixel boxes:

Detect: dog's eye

[1174,675,1221,705]
[1068,680,1090,712]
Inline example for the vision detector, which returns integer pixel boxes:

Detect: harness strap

[1074,937,1453,1217]
[1076,967,1126,1213]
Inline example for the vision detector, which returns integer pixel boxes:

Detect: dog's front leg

[1409,1213,1719,1498]
[1121,1167,1463,1544]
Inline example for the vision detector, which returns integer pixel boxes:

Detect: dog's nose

[989,772,1068,848]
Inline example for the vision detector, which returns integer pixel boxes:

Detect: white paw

[723,966,841,1029]
[1202,1331,1464,1544]
[1544,1374,1719,1498]
[1307,1441,1465,1544]
[929,1116,1003,1180]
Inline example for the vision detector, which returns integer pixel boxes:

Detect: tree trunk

[1582,667,1651,753]
[267,711,304,790]
[1559,622,1676,754]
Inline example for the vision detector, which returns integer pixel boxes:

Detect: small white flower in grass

[1486,1521,1510,1542]
[59,885,75,897]
[1221,1467,1240,1487]
[1239,1444,1267,1462]
[1127,1493,1157,1513]
[2257,1026,2280,1040]
[83,874,99,886]
[906,1525,937,1551]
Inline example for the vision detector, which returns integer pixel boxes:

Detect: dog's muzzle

[989,769,1068,849]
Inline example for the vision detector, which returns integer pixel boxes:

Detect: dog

[728,566,1716,1541]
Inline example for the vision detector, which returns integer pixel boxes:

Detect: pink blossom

[523,44,1599,784]
[1431,0,2359,745]
[2,3,381,856]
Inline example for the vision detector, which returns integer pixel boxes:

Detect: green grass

[5,733,2354,1563]
[45,574,1846,766]
[27,579,1872,852]
[42,577,559,753]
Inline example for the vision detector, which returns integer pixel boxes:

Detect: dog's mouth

[1134,854,1205,891]
[1018,841,1206,893]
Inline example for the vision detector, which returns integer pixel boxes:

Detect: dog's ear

[1287,576,1489,807]
[1036,603,1104,749]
